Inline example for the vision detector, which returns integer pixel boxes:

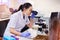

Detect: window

[0,0,10,6]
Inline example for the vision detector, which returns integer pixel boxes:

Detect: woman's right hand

[20,32,31,37]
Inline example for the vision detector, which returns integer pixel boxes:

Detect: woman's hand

[20,32,31,37]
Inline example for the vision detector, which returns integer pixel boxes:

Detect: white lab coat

[3,11,30,37]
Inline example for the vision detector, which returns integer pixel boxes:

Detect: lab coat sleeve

[7,15,18,28]
[26,17,30,24]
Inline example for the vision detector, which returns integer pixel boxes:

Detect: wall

[10,0,26,10]
[25,0,60,17]
[1,0,60,17]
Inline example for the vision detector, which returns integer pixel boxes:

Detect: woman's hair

[18,3,32,11]
[49,12,60,31]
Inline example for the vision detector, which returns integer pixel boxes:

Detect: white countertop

[0,18,9,21]
[37,31,48,36]
[19,37,33,40]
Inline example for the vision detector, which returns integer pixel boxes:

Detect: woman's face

[25,6,32,16]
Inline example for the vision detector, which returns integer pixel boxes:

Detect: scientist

[3,3,33,38]
[20,11,38,32]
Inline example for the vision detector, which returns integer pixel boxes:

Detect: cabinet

[0,19,9,37]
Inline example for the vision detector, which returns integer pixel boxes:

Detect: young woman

[3,3,33,37]
[49,13,60,40]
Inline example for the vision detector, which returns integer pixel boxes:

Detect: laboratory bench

[15,34,48,40]
[0,35,48,40]
[33,31,48,40]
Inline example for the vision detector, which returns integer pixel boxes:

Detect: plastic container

[3,36,16,40]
